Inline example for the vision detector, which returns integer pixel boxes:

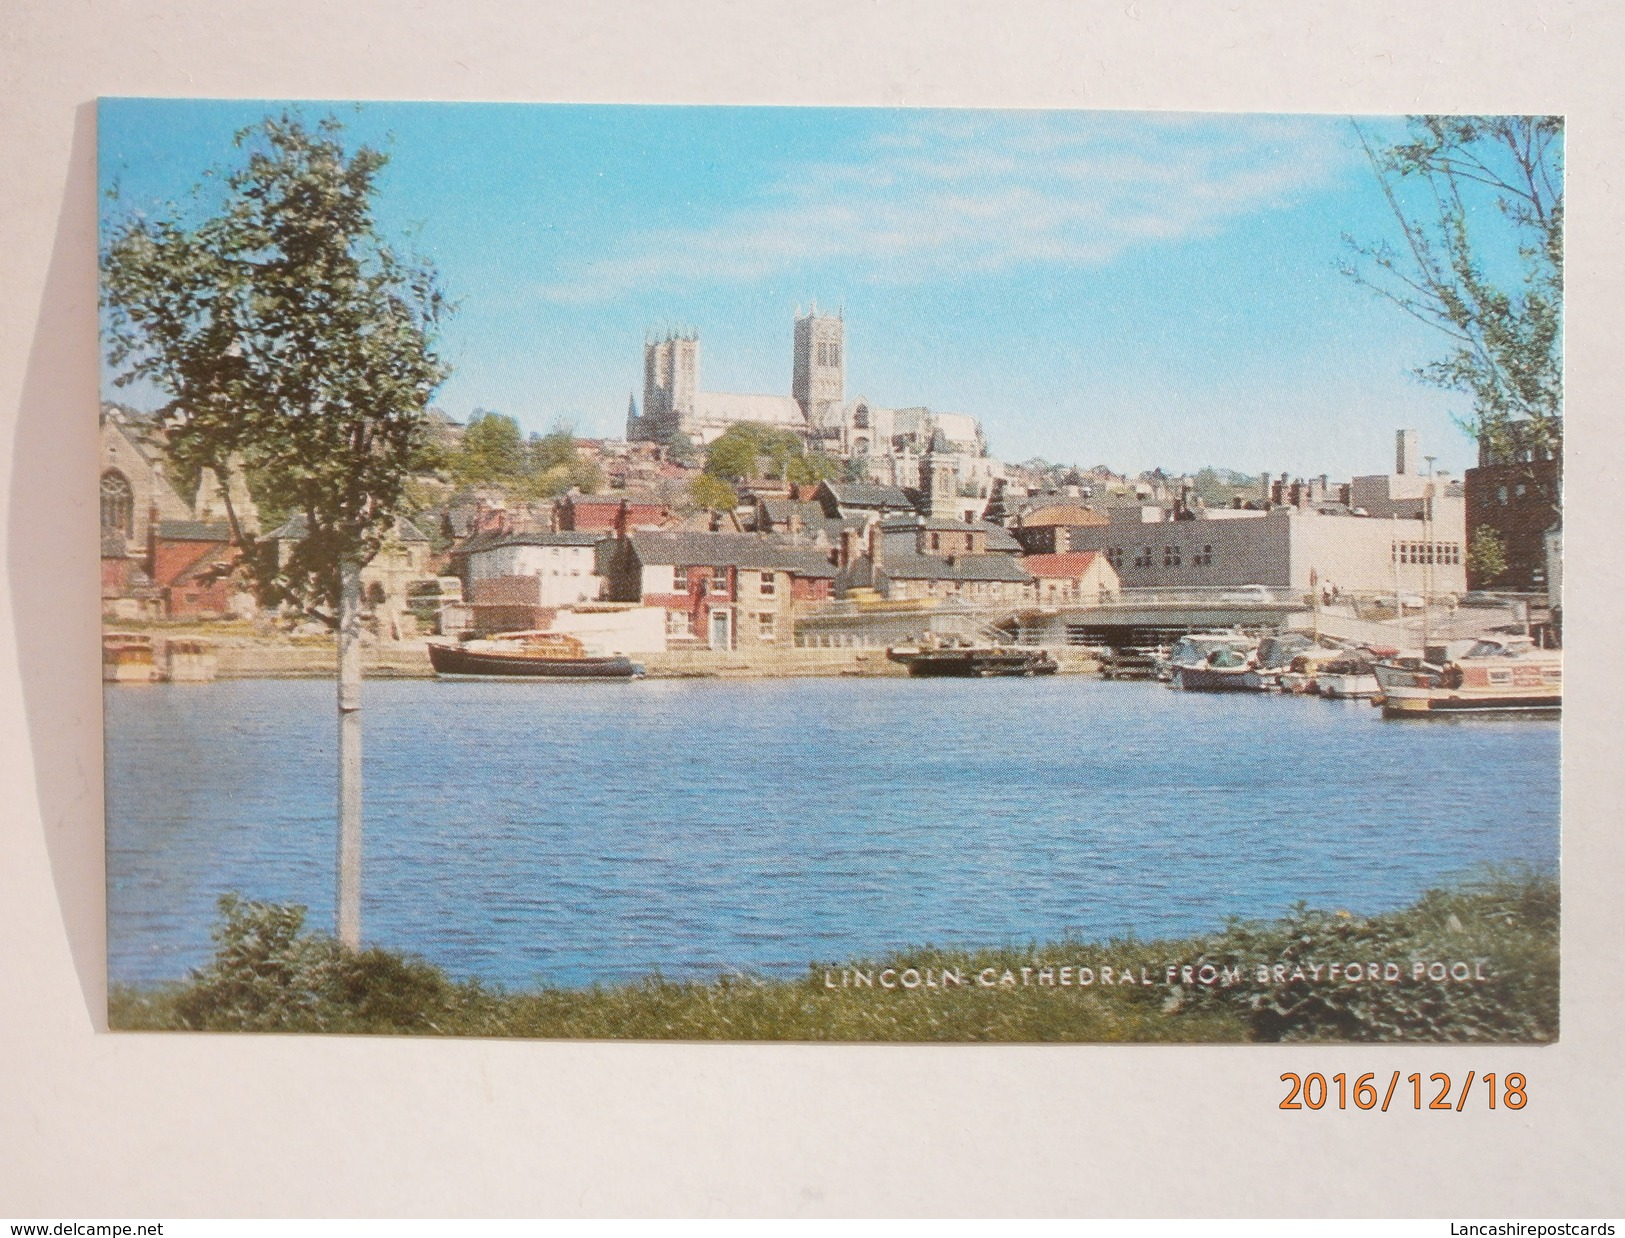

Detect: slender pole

[336,558,363,950]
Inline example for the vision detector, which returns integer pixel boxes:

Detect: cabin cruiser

[1378,635,1560,717]
[1161,633,1264,691]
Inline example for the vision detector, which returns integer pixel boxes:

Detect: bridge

[794,587,1512,651]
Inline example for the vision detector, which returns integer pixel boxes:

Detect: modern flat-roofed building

[1062,501,1465,598]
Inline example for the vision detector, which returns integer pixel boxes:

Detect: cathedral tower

[640,330,699,441]
[792,307,844,417]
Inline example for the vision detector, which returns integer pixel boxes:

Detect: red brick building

[1463,424,1561,591]
[606,531,837,649]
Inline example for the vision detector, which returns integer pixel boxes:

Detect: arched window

[100,470,134,538]
[853,404,869,430]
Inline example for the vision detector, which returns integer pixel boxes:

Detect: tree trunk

[336,558,363,949]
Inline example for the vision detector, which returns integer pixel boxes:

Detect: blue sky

[98,100,1515,480]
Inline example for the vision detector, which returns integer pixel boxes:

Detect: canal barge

[1378,635,1561,717]
[886,646,1059,677]
[428,631,642,680]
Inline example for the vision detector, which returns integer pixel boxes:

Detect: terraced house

[605,531,838,650]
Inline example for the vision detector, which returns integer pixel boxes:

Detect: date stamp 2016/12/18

[1280,1072,1528,1112]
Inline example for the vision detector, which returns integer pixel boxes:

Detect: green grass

[108,872,1558,1043]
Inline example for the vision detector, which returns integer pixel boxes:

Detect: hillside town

[100,306,1561,672]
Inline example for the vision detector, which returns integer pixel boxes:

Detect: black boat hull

[428,643,641,679]
[888,648,1059,678]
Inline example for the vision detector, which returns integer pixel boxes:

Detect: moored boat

[1170,636,1268,692]
[1160,633,1258,686]
[886,646,1059,677]
[428,630,642,679]
[1379,636,1560,717]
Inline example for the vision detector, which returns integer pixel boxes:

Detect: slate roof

[470,531,605,551]
[267,513,430,543]
[821,482,917,512]
[628,532,838,578]
[759,498,828,525]
[155,520,232,542]
[880,552,1032,583]
[879,515,1022,552]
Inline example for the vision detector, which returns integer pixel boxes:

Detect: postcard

[97,100,1562,1043]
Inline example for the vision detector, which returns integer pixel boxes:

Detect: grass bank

[109,873,1558,1043]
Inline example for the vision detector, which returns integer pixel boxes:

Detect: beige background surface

[2,0,1621,1218]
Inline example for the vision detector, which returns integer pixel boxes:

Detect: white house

[461,531,607,607]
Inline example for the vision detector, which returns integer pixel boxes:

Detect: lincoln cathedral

[625,306,999,500]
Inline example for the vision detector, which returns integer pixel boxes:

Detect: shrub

[172,894,464,1033]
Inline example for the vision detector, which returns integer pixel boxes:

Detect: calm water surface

[105,677,1560,988]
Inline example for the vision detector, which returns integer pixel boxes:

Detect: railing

[1106,585,1299,607]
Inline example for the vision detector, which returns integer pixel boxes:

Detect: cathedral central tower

[792,307,844,417]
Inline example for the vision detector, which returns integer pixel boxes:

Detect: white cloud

[537,112,1352,302]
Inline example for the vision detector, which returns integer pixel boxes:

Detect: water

[104,677,1560,988]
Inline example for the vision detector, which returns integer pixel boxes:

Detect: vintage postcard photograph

[98,101,1561,1042]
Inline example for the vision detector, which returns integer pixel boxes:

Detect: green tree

[690,473,739,513]
[704,421,810,483]
[1466,525,1509,587]
[662,432,699,468]
[786,450,841,486]
[454,409,526,485]
[1343,116,1562,513]
[102,112,451,948]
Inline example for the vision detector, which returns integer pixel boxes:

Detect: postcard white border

[2,0,1622,1218]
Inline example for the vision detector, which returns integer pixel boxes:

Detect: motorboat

[427,630,642,679]
[1379,635,1561,717]
[1162,633,1262,690]
[1176,642,1270,692]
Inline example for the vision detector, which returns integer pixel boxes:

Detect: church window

[853,406,869,430]
[830,343,840,367]
[100,469,134,537]
[853,437,869,455]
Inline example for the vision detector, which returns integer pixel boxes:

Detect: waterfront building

[836,517,1032,605]
[1463,420,1562,591]
[267,513,437,630]
[1007,499,1110,555]
[605,531,838,650]
[146,519,241,619]
[1056,432,1468,599]
[100,406,197,558]
[1021,551,1121,604]
[100,405,264,620]
[459,531,607,608]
